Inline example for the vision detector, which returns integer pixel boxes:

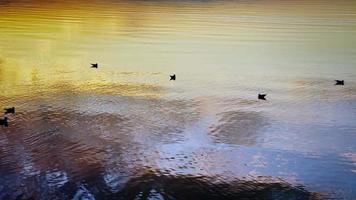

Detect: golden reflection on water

[1,0,356,99]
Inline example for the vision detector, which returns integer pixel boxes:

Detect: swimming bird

[91,63,98,68]
[170,74,176,81]
[0,117,8,127]
[258,94,267,100]
[335,80,344,85]
[4,107,15,114]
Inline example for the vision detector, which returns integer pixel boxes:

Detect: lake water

[0,0,356,199]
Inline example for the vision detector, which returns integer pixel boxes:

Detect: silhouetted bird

[170,74,176,81]
[91,63,98,68]
[335,80,344,85]
[258,94,267,100]
[4,107,15,114]
[0,117,8,127]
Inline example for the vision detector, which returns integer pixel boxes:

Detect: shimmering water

[0,0,356,199]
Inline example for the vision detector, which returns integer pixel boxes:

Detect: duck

[258,93,267,100]
[170,74,176,81]
[335,80,344,85]
[91,63,98,68]
[4,107,15,114]
[0,117,8,127]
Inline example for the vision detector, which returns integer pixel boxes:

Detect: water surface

[0,0,356,199]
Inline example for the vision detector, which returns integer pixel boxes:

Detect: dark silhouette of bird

[258,94,267,100]
[4,107,15,114]
[170,74,176,81]
[91,63,98,68]
[335,80,344,85]
[0,117,8,127]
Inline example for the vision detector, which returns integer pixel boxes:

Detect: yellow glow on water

[1,0,356,98]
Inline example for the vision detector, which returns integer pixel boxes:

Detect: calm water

[0,0,356,199]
